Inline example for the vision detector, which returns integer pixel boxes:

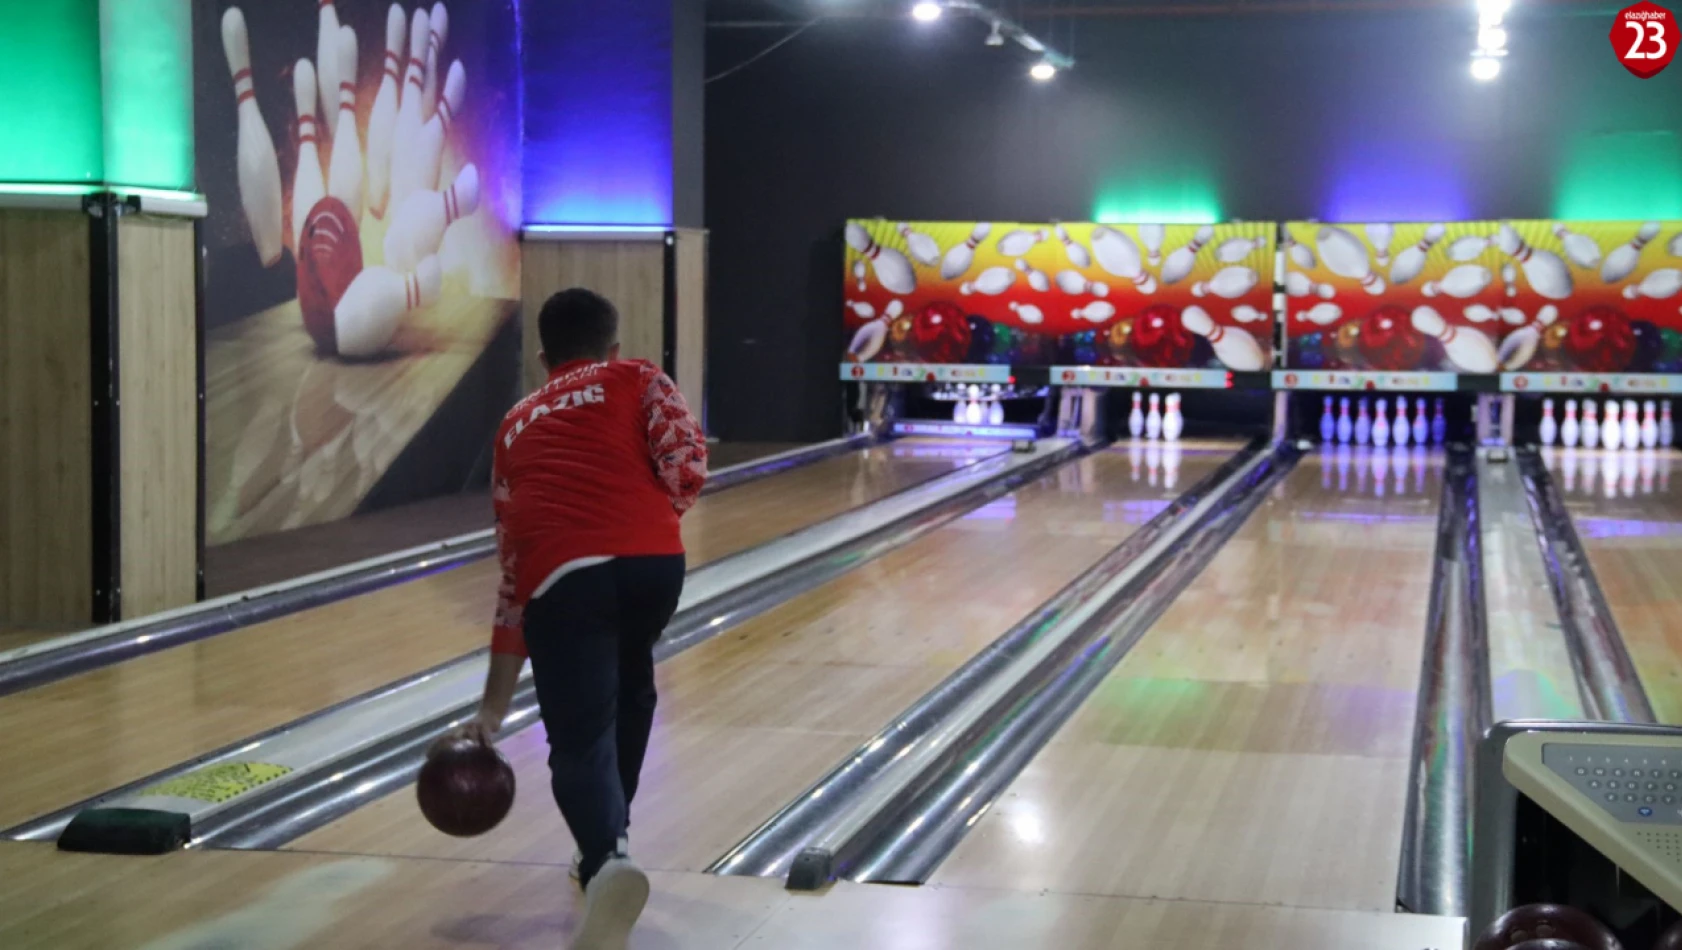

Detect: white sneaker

[571,855,649,950]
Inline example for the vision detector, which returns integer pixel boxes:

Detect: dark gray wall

[703,8,1682,442]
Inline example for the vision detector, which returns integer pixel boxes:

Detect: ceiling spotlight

[1478,26,1508,51]
[1471,55,1501,80]
[911,2,942,21]
[1030,60,1056,81]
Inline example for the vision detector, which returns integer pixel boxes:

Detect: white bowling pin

[1140,224,1165,266]
[1054,270,1109,297]
[1284,232,1316,269]
[1643,400,1659,448]
[1190,267,1258,300]
[1623,399,1640,449]
[1163,393,1184,441]
[1538,398,1557,446]
[326,27,363,220]
[291,59,326,250]
[1413,399,1428,445]
[846,223,917,295]
[1285,272,1335,299]
[1502,263,1518,297]
[1231,305,1267,323]
[1129,392,1145,438]
[1008,301,1044,325]
[1180,305,1265,371]
[1496,223,1574,300]
[952,397,966,423]
[1317,226,1385,294]
[1091,228,1156,293]
[386,163,478,271]
[1422,265,1492,299]
[1014,259,1051,292]
[1391,224,1445,285]
[997,228,1046,257]
[333,256,441,358]
[988,400,1005,425]
[1337,397,1353,444]
[846,301,875,320]
[941,223,991,279]
[1554,223,1602,269]
[960,266,1015,296]
[966,398,984,425]
[1431,399,1447,444]
[1216,236,1265,263]
[1146,393,1163,440]
[1373,398,1391,447]
[1602,222,1661,284]
[222,8,284,267]
[897,223,940,267]
[1583,400,1600,449]
[1622,268,1682,300]
[1604,401,1623,451]
[412,60,464,197]
[316,0,341,141]
[1412,305,1497,373]
[1395,396,1411,447]
[1161,226,1215,285]
[1355,399,1371,445]
[1561,400,1580,448]
[1053,223,1090,269]
[1366,224,1394,266]
[1072,301,1117,323]
[422,2,449,120]
[1448,235,1490,262]
[389,7,430,212]
[1661,401,1675,447]
[367,6,406,218]
[852,260,866,292]
[846,320,886,362]
[1319,395,1335,442]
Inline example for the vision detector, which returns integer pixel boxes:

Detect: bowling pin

[846,320,886,362]
[997,228,1046,257]
[1191,267,1258,300]
[1053,223,1091,269]
[1337,397,1353,443]
[1432,399,1447,444]
[1604,401,1623,451]
[1670,233,1682,258]
[853,260,867,292]
[1412,305,1497,373]
[1554,223,1602,269]
[1091,228,1157,292]
[326,27,364,220]
[1583,400,1600,449]
[1561,399,1580,448]
[1161,226,1215,285]
[1354,398,1371,445]
[1643,400,1659,448]
[412,60,464,196]
[334,256,441,358]
[1055,270,1109,297]
[988,400,1005,425]
[941,223,991,279]
[1394,396,1411,447]
[1319,395,1335,442]
[389,7,431,213]
[422,3,449,121]
[1007,301,1044,325]
[1014,259,1051,292]
[966,398,984,425]
[1163,393,1184,441]
[1129,392,1145,438]
[1232,305,1267,323]
[1662,401,1675,447]
[1448,235,1490,262]
[1072,301,1116,323]
[846,301,875,320]
[316,0,342,142]
[1497,305,1559,371]
[952,396,966,422]
[1391,224,1445,285]
[1317,226,1385,294]
[1140,224,1165,266]
[367,6,406,218]
[1496,223,1574,300]
[1462,305,1520,324]
[386,163,478,272]
[1286,272,1336,299]
[1366,224,1394,266]
[1602,222,1661,284]
[1539,398,1557,446]
[1421,265,1492,299]
[1622,267,1682,300]
[1181,305,1265,371]
[1216,236,1265,263]
[960,266,1015,296]
[897,223,940,267]
[1373,398,1391,448]
[1146,394,1162,440]
[222,8,284,268]
[846,223,917,295]
[291,59,326,250]
[1413,399,1428,445]
[1283,232,1316,269]
[1623,399,1640,449]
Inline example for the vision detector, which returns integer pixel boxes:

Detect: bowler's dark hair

[538,288,619,364]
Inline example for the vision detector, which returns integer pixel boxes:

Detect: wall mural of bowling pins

[1283,219,1682,376]
[195,0,522,545]
[842,219,1276,371]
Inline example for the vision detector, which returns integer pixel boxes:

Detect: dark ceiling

[707,0,1601,23]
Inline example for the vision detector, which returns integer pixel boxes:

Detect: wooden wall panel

[519,239,666,392]
[117,215,199,617]
[0,210,93,627]
[673,228,707,429]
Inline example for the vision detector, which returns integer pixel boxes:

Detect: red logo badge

[1612,1,1678,78]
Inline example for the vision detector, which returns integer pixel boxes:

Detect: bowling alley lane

[930,447,1445,913]
[0,439,988,830]
[284,441,1247,871]
[1543,447,1682,722]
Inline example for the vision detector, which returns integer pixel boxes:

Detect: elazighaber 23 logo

[1612,1,1680,78]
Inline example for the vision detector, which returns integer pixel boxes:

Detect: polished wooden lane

[932,447,1444,913]
[287,442,1246,871]
[0,440,983,829]
[0,841,1468,949]
[1546,447,1682,723]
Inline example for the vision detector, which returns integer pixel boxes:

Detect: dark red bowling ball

[1508,941,1592,950]
[417,735,516,837]
[1472,904,1621,950]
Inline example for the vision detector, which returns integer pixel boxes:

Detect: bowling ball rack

[1472,720,1682,948]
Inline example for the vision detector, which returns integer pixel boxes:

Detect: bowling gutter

[0,433,879,698]
[9,436,1087,851]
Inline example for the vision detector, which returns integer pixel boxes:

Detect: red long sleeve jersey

[490,359,707,656]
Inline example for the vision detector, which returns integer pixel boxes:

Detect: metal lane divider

[18,438,1080,852]
[710,443,1286,890]
[0,435,877,698]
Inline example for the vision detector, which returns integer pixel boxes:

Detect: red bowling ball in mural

[1357,306,1428,371]
[912,301,972,363]
[1563,306,1636,373]
[1130,304,1197,368]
